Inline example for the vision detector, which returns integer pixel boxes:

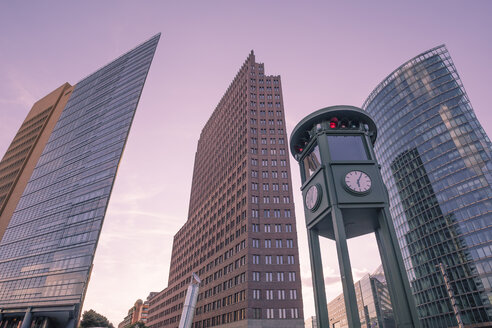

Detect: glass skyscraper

[363,45,492,327]
[0,34,160,328]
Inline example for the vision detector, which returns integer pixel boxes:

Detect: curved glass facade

[363,45,492,327]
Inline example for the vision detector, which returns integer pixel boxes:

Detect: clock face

[344,170,372,194]
[305,184,321,211]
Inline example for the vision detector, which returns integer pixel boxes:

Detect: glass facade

[0,34,159,320]
[327,265,395,328]
[363,45,492,327]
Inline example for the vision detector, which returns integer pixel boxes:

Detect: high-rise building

[327,266,395,328]
[0,34,160,327]
[147,52,304,328]
[363,45,492,327]
[118,298,150,328]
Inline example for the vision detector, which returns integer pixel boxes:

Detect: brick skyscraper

[147,52,304,328]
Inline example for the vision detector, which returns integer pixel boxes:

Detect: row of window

[252,239,294,248]
[252,223,293,233]
[251,209,291,218]
[252,271,297,282]
[250,118,283,125]
[252,289,298,300]
[251,137,285,145]
[251,170,288,178]
[251,183,289,191]
[250,109,282,116]
[251,159,287,166]
[252,255,296,265]
[251,195,290,204]
[250,128,284,134]
[250,148,287,155]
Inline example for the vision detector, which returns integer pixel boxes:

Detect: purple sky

[1,1,491,325]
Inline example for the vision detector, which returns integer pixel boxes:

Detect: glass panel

[327,135,368,160]
[303,144,321,179]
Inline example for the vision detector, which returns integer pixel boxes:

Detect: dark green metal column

[332,206,361,328]
[375,208,420,327]
[307,229,329,328]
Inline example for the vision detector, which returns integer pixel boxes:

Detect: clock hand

[357,172,362,187]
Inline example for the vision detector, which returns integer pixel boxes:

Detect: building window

[280,160,286,166]
[252,224,260,232]
[278,290,286,300]
[266,309,274,319]
[271,160,277,166]
[264,209,270,217]
[265,239,272,248]
[287,255,295,264]
[279,309,286,319]
[289,289,297,299]
[253,255,260,264]
[283,196,290,203]
[253,308,261,319]
[281,171,288,178]
[288,272,296,281]
[286,239,293,248]
[270,138,276,144]
[273,196,280,203]
[251,170,258,177]
[262,160,268,166]
[265,255,272,264]
[251,195,258,203]
[285,224,292,232]
[264,224,271,232]
[274,209,281,218]
[263,196,270,204]
[252,209,258,218]
[284,210,291,218]
[251,159,257,166]
[266,272,273,282]
[277,272,285,281]
[253,272,260,281]
[261,138,267,144]
[291,308,299,318]
[252,239,259,248]
[272,183,279,191]
[272,171,278,178]
[275,239,282,248]
[275,224,282,232]
[266,290,274,300]
[276,255,283,264]
[282,183,289,191]
[279,138,285,144]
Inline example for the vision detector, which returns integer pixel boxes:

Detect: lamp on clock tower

[290,106,420,328]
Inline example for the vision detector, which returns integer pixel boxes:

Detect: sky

[0,0,491,325]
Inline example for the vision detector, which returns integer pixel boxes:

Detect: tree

[129,322,147,328]
[80,309,115,328]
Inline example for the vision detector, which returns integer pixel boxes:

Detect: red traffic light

[329,117,339,129]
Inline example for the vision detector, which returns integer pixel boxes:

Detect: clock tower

[290,106,420,328]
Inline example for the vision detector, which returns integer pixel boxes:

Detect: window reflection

[327,135,368,161]
[303,144,321,179]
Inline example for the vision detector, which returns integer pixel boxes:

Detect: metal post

[20,308,32,328]
[307,229,329,328]
[438,263,464,328]
[375,209,420,328]
[332,206,361,328]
